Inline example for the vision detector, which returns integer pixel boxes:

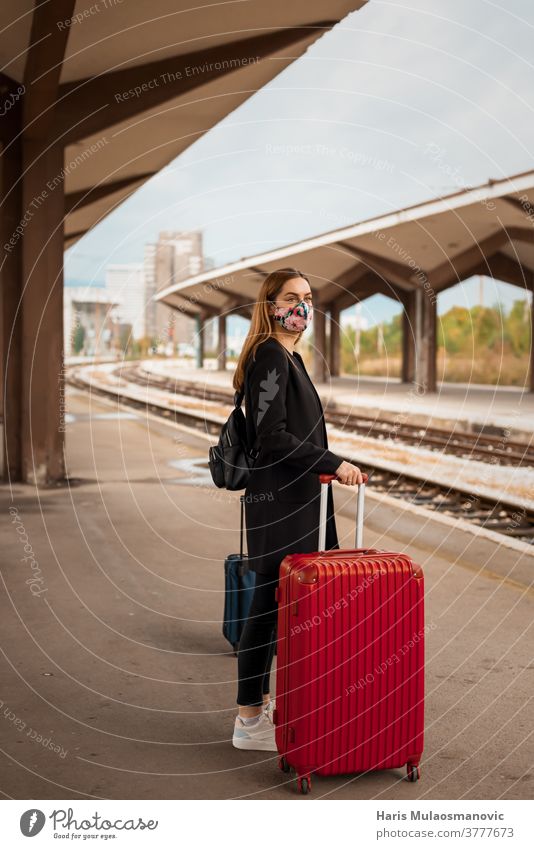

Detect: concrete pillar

[217,313,227,371]
[329,302,340,377]
[195,313,205,369]
[401,291,416,384]
[414,288,437,392]
[313,305,327,384]
[20,140,66,485]
[1,105,23,482]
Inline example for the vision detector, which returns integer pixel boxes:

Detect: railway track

[119,364,534,468]
[67,365,534,547]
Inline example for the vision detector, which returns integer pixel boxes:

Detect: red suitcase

[273,473,424,794]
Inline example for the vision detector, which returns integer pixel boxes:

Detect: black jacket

[242,336,343,575]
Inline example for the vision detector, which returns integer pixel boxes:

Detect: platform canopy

[156,169,534,313]
[156,169,534,389]
[0,0,368,485]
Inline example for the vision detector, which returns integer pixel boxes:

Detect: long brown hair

[232,267,310,393]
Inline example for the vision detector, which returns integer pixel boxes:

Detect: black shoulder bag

[208,385,261,491]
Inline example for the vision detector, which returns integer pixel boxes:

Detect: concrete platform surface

[0,387,533,800]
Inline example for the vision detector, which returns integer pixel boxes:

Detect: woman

[231,267,364,751]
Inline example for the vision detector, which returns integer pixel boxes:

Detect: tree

[505,299,530,356]
[72,323,85,354]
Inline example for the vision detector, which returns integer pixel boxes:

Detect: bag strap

[239,494,245,559]
[234,382,261,459]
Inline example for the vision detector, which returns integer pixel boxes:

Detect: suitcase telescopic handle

[318,473,368,551]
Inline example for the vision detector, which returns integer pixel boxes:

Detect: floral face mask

[271,300,313,332]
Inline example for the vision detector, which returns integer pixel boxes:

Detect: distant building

[64,287,119,358]
[98,232,208,355]
[105,263,146,340]
[143,243,157,339]
[145,230,207,350]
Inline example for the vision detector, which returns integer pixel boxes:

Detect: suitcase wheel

[278,756,291,774]
[406,763,421,782]
[296,775,312,795]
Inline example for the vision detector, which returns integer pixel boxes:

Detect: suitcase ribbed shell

[274,550,424,779]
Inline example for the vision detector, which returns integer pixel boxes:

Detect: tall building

[102,232,208,355]
[105,263,146,340]
[143,243,157,339]
[145,230,206,349]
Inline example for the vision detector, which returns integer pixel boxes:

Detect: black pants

[236,571,278,707]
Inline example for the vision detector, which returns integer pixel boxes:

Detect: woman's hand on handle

[334,460,366,486]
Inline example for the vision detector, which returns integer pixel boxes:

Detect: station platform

[1,384,532,800]
[142,358,534,442]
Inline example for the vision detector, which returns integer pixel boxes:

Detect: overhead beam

[223,299,254,320]
[338,241,419,291]
[232,305,254,320]
[162,291,255,322]
[502,226,534,244]
[64,229,89,246]
[501,194,533,218]
[223,291,255,311]
[467,253,533,289]
[316,264,369,306]
[57,22,338,144]
[64,173,154,215]
[428,230,510,291]
[159,295,201,321]
[177,295,219,317]
[335,271,402,311]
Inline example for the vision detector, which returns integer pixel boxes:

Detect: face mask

[271,300,313,332]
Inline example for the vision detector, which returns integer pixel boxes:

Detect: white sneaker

[263,699,275,722]
[232,711,277,751]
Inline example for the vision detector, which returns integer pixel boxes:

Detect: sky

[65,0,534,330]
